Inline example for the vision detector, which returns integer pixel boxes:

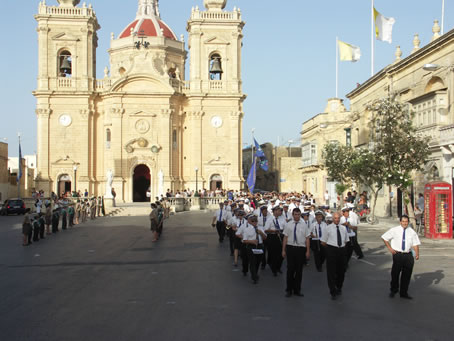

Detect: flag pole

[336,37,339,98]
[17,133,21,198]
[442,0,445,35]
[371,0,375,76]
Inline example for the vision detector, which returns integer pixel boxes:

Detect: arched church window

[59,50,72,77]
[106,129,111,149]
[209,53,223,80]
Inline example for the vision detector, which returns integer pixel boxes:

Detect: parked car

[0,199,27,216]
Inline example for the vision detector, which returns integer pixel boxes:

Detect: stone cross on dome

[137,0,161,19]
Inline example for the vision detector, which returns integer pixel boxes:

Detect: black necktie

[336,225,342,247]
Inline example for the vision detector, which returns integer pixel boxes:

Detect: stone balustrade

[57,77,75,88]
[95,79,112,90]
[38,4,95,17]
[191,10,241,21]
[167,197,226,212]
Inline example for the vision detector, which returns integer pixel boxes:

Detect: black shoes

[285,292,292,298]
[294,292,304,297]
[400,294,413,300]
[389,292,396,298]
[331,294,337,300]
[336,289,342,296]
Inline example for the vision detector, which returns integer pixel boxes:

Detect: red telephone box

[424,181,453,239]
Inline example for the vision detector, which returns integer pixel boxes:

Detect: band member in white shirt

[381,215,420,299]
[282,208,311,297]
[258,206,270,270]
[340,207,356,266]
[225,203,237,257]
[282,204,292,222]
[264,206,286,276]
[211,202,228,243]
[347,205,364,259]
[321,212,350,300]
[311,210,327,272]
[236,214,267,284]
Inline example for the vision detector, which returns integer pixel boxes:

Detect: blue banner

[246,156,257,193]
[254,138,269,171]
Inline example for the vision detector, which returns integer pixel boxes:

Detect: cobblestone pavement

[0,211,452,341]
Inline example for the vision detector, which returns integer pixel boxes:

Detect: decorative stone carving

[432,20,441,41]
[412,34,421,53]
[125,138,149,153]
[80,109,92,120]
[36,109,52,117]
[57,0,80,7]
[135,119,150,134]
[105,169,114,198]
[110,108,125,118]
[395,46,402,62]
[204,0,227,11]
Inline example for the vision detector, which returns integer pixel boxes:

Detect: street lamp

[73,165,78,194]
[195,167,199,193]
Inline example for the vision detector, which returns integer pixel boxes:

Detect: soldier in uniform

[61,205,67,230]
[51,208,60,233]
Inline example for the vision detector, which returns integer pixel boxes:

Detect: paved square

[0,212,452,340]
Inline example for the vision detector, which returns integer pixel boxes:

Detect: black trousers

[261,242,267,267]
[226,229,235,255]
[69,214,74,227]
[286,245,306,294]
[267,234,283,274]
[39,222,45,239]
[391,253,414,295]
[61,215,67,230]
[347,235,364,262]
[240,244,248,274]
[310,239,325,271]
[52,219,59,233]
[33,225,40,242]
[216,221,226,242]
[245,244,262,281]
[325,245,347,295]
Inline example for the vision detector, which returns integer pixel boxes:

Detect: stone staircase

[109,203,151,217]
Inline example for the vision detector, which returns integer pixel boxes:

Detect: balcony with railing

[95,79,112,91]
[57,77,75,88]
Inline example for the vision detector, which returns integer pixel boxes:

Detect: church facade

[33,0,246,202]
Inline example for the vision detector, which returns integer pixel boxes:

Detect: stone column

[228,111,243,189]
[160,108,174,192]
[110,107,125,202]
[37,26,50,90]
[78,109,93,193]
[36,109,51,193]
[186,111,204,190]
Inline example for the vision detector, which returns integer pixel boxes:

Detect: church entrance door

[133,165,151,202]
[210,174,223,191]
[58,174,71,197]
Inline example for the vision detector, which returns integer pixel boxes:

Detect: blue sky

[0,0,449,156]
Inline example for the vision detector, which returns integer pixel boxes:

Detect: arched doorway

[58,174,71,197]
[133,165,151,202]
[210,174,223,191]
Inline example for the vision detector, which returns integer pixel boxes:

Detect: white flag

[374,7,395,44]
[338,40,361,62]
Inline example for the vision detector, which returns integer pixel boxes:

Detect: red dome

[119,18,177,40]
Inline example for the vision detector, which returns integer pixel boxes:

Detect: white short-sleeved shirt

[321,224,350,247]
[213,208,227,222]
[234,217,247,233]
[264,215,286,232]
[240,224,266,244]
[348,211,360,227]
[258,214,270,228]
[311,221,328,241]
[381,226,421,253]
[283,219,311,247]
[282,210,292,222]
[340,216,356,237]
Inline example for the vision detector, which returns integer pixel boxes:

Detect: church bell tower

[185,0,246,190]
[34,0,100,195]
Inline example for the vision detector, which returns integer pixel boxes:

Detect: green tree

[368,97,430,227]
[322,143,355,208]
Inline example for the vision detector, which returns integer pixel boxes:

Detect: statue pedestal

[104,198,115,209]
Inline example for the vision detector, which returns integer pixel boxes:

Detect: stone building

[346,21,454,216]
[33,0,246,202]
[0,143,8,201]
[300,98,351,206]
[243,144,302,192]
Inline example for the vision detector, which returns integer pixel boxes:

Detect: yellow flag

[374,7,395,43]
[338,40,361,62]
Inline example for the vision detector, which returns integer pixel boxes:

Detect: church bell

[60,57,72,75]
[210,58,223,74]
